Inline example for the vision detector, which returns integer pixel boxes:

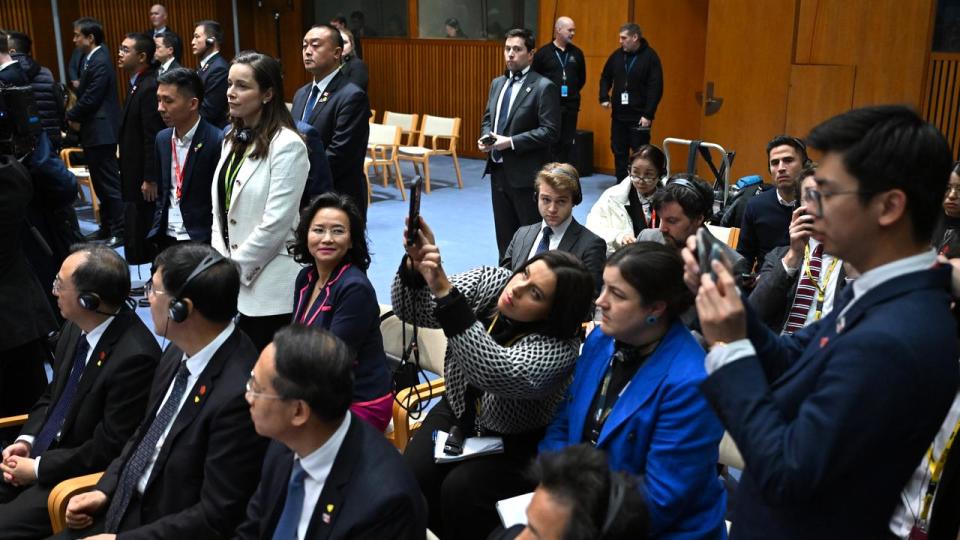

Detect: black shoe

[84,229,110,241]
[105,236,123,248]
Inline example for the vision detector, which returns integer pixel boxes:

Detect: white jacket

[586,176,638,255]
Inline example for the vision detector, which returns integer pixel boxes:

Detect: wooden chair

[0,413,28,430]
[369,109,377,123]
[705,225,741,248]
[393,378,446,452]
[61,147,99,223]
[382,111,419,146]
[48,472,104,534]
[365,123,405,199]
[398,115,463,193]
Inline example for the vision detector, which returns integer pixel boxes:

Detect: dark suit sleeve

[326,89,370,182]
[151,131,167,234]
[346,494,424,540]
[67,60,109,122]
[748,248,798,332]
[510,80,560,153]
[580,234,607,297]
[480,79,497,138]
[500,230,522,270]
[351,61,369,90]
[140,84,166,183]
[232,444,281,540]
[599,53,614,103]
[736,202,758,270]
[328,281,379,355]
[200,65,228,126]
[643,50,664,120]
[576,48,587,92]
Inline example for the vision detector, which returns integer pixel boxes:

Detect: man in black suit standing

[67,18,123,246]
[118,33,165,265]
[292,24,370,218]
[154,31,181,77]
[479,28,560,259]
[501,162,605,295]
[56,244,267,539]
[149,68,224,248]
[191,20,229,129]
[532,17,585,164]
[235,325,426,540]
[0,244,159,539]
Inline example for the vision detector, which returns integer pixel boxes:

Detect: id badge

[620,92,629,105]
[560,84,568,97]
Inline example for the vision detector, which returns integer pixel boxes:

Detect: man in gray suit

[479,28,560,259]
[501,162,605,295]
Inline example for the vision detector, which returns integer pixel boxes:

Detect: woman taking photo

[392,217,594,540]
[288,192,392,431]
[587,144,666,254]
[541,242,727,539]
[211,51,309,351]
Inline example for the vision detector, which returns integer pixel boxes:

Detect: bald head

[150,4,167,30]
[554,17,575,46]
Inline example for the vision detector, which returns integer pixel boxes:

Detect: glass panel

[310,0,409,38]
[418,0,538,40]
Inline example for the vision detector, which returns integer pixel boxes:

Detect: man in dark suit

[531,17,585,164]
[67,17,123,246]
[0,245,159,539]
[235,325,426,540]
[479,28,560,259]
[147,4,168,37]
[190,20,229,129]
[118,33,165,265]
[688,106,960,538]
[154,31,181,77]
[56,243,267,539]
[0,34,29,86]
[501,162,605,295]
[149,68,223,247]
[292,24,370,218]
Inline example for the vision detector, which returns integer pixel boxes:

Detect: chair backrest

[420,115,459,139]
[383,111,419,133]
[379,304,446,376]
[368,123,402,148]
[705,225,741,248]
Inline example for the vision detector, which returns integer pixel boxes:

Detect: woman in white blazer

[586,144,666,255]
[211,51,309,350]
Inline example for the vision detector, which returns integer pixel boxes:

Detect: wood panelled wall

[924,52,960,162]
[0,0,57,80]
[363,39,504,159]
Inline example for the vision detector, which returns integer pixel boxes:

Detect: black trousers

[238,313,292,352]
[0,481,56,539]
[403,398,540,540]
[552,106,580,165]
[83,144,124,236]
[610,118,651,181]
[123,201,157,265]
[490,164,540,259]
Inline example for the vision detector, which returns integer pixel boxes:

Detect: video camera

[0,84,41,156]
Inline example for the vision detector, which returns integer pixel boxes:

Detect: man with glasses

[0,244,159,539]
[235,325,426,540]
[686,105,959,538]
[56,243,266,539]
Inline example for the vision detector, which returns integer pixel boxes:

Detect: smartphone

[406,176,423,246]
[480,133,498,146]
[697,228,737,282]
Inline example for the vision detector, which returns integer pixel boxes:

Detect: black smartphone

[697,228,737,282]
[406,176,423,246]
[480,133,497,146]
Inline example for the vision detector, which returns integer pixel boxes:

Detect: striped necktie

[783,243,824,334]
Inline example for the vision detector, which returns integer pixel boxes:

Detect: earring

[645,315,658,326]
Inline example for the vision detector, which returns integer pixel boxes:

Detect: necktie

[535,227,554,255]
[301,84,321,122]
[32,335,90,457]
[492,74,519,162]
[272,460,307,540]
[783,243,824,334]
[103,361,192,533]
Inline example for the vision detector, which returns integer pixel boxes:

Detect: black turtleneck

[582,340,656,444]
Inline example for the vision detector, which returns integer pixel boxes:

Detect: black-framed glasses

[802,187,867,218]
[629,171,659,182]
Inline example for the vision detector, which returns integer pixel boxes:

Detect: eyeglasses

[143,280,169,298]
[802,187,869,218]
[946,185,960,197]
[118,46,133,55]
[629,171,659,182]
[52,275,74,294]
[245,374,285,401]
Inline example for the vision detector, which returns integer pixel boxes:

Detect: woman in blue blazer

[541,242,727,539]
[288,192,392,431]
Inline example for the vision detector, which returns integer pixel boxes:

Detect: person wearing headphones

[0,244,160,540]
[540,242,727,539]
[191,20,230,128]
[56,243,268,539]
[211,51,309,351]
[500,162,606,296]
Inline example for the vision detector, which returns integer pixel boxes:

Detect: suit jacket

[149,119,224,243]
[541,324,726,539]
[291,72,370,208]
[157,59,181,78]
[96,327,267,540]
[198,53,230,128]
[234,417,427,540]
[480,70,560,188]
[339,56,368,91]
[22,310,159,485]
[119,68,165,201]
[702,266,959,539]
[66,46,121,147]
[210,127,309,317]
[500,218,606,296]
[0,60,29,85]
[748,245,849,333]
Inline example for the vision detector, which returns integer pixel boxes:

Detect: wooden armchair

[392,378,446,452]
[398,115,463,193]
[48,472,104,533]
[0,414,28,430]
[365,123,405,199]
[383,111,420,146]
[60,147,99,223]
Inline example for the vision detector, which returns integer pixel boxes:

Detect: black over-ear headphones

[205,36,215,47]
[78,291,103,312]
[167,252,227,323]
[534,166,583,205]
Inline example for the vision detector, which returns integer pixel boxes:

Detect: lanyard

[554,49,568,82]
[170,135,190,200]
[624,54,638,90]
[222,147,248,212]
[917,415,960,526]
[589,353,632,445]
[803,244,840,321]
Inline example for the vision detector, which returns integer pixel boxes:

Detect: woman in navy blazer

[540,242,727,539]
[288,192,392,431]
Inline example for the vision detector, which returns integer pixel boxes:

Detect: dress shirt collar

[311,69,339,98]
[775,188,795,207]
[84,315,115,355]
[508,65,531,81]
[199,50,219,68]
[173,117,202,145]
[86,45,103,61]
[297,413,351,480]
[541,214,573,240]
[160,57,175,73]
[153,26,167,35]
[844,249,937,315]
[0,60,17,71]
[180,322,235,374]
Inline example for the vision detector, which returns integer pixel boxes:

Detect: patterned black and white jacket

[391,263,579,435]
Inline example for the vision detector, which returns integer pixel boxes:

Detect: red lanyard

[170,135,189,199]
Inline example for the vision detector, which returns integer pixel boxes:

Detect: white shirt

[199,50,219,69]
[153,26,168,36]
[295,414,351,539]
[526,215,573,261]
[780,238,842,329]
[23,316,115,478]
[166,118,202,240]
[136,323,235,494]
[491,66,530,161]
[159,57,176,75]
[301,69,339,121]
[706,249,938,374]
[775,189,795,208]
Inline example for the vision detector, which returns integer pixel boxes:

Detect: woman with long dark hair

[934,161,960,258]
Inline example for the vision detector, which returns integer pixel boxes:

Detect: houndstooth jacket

[391,264,580,434]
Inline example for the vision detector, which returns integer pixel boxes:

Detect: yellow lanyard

[918,415,960,525]
[223,147,248,212]
[802,244,840,321]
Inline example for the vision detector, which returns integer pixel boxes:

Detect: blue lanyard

[554,49,568,82]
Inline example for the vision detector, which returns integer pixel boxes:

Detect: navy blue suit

[149,119,224,244]
[198,53,229,128]
[702,266,959,539]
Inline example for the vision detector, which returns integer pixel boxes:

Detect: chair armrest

[48,472,104,534]
[392,378,446,452]
[0,414,28,429]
